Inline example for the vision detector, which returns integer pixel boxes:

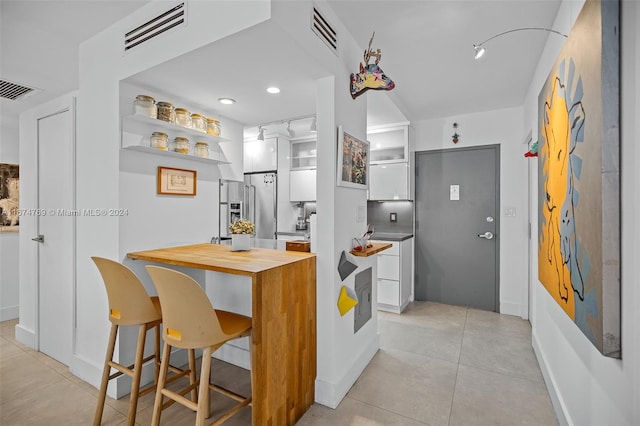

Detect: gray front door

[415,146,500,311]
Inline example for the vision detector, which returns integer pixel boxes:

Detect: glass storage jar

[150,132,169,151]
[133,95,157,118]
[156,102,175,123]
[191,113,206,132]
[172,137,190,154]
[194,141,209,158]
[206,118,221,136]
[174,108,191,128]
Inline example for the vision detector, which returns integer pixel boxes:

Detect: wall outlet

[390,212,397,222]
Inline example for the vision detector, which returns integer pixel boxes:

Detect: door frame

[414,144,500,311]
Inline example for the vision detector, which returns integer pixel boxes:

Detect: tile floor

[0,301,557,425]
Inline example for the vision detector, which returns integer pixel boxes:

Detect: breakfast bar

[127,243,316,425]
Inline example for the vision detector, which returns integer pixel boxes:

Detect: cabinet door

[290,169,316,202]
[291,139,317,170]
[369,163,409,200]
[378,279,400,306]
[378,254,400,280]
[368,126,408,163]
[245,137,277,173]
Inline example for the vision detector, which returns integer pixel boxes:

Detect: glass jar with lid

[206,118,221,136]
[133,95,157,118]
[172,137,190,154]
[194,141,209,158]
[150,132,169,151]
[156,102,175,123]
[174,108,191,128]
[191,113,206,132]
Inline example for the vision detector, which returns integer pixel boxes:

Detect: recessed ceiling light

[266,87,280,94]
[218,97,236,105]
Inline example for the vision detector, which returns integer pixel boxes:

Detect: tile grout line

[447,307,469,426]
[343,395,433,426]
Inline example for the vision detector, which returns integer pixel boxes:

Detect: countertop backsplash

[367,201,414,235]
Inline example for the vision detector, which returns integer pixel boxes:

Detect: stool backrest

[145,265,227,349]
[92,257,161,326]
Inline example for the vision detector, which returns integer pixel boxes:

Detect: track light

[257,126,265,141]
[286,121,295,138]
[310,117,317,133]
[473,27,567,60]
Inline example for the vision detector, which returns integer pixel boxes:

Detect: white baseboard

[314,334,380,409]
[212,341,251,370]
[499,301,521,317]
[14,323,35,348]
[532,331,570,426]
[0,305,18,322]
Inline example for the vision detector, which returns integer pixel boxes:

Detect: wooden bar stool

[92,257,197,426]
[145,265,253,426]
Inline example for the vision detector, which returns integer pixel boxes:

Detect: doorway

[414,145,500,312]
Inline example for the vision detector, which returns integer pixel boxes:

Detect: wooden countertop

[350,242,392,257]
[127,243,315,276]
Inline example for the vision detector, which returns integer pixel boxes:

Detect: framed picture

[337,126,369,189]
[0,163,20,232]
[157,166,196,196]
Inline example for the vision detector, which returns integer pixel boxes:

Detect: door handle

[32,234,45,243]
[477,231,494,240]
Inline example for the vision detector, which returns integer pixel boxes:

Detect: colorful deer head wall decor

[350,32,395,99]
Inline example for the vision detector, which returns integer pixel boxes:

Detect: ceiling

[1,0,562,137]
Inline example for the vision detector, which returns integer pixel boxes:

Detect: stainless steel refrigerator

[219,173,277,240]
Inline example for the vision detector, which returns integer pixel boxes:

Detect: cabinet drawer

[378,255,399,280]
[378,279,400,305]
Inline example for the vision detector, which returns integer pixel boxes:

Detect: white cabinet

[368,124,409,164]
[290,169,316,202]
[369,163,410,200]
[244,137,277,173]
[290,139,317,170]
[121,115,230,164]
[371,238,413,313]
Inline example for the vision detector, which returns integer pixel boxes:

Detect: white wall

[413,106,529,317]
[526,0,640,425]
[0,124,19,321]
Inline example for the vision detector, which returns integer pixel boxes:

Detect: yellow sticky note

[337,285,358,316]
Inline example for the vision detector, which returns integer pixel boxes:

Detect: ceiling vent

[0,79,41,101]
[311,5,337,54]
[124,2,186,52]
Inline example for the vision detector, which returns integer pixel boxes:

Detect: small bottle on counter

[156,101,175,123]
[194,141,209,158]
[172,136,190,154]
[133,95,157,118]
[206,118,221,136]
[174,108,191,128]
[191,113,206,132]
[150,132,169,151]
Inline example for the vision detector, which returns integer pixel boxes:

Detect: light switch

[390,212,397,222]
[356,205,366,223]
[450,185,460,201]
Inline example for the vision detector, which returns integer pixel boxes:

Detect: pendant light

[257,126,265,141]
[310,117,317,133]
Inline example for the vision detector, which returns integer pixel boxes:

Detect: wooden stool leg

[126,324,147,426]
[151,341,171,426]
[93,323,118,426]
[154,324,161,385]
[188,348,198,402]
[195,347,213,426]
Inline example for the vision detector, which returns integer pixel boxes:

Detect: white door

[35,105,75,366]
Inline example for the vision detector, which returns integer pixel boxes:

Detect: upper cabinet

[244,137,278,173]
[290,139,317,170]
[289,137,316,202]
[367,123,413,201]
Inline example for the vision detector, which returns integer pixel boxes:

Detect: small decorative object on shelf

[191,113,206,132]
[207,118,221,136]
[172,137,190,154]
[194,141,209,158]
[150,132,169,151]
[175,108,192,128]
[156,101,175,123]
[229,218,255,251]
[133,95,157,118]
[452,122,460,144]
[524,141,539,158]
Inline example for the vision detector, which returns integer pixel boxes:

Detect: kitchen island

[127,243,316,425]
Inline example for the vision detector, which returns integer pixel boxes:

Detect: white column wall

[413,106,528,317]
[0,124,19,321]
[525,1,640,425]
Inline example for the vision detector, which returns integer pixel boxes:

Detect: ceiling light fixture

[267,87,280,94]
[257,126,265,141]
[252,114,316,138]
[310,117,317,133]
[286,121,295,138]
[218,97,236,105]
[473,27,568,60]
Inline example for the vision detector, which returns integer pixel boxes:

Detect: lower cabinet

[371,238,413,313]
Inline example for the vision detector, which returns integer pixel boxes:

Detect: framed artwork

[337,126,369,189]
[0,163,20,232]
[537,0,620,358]
[157,166,196,196]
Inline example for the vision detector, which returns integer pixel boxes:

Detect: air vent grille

[125,2,186,51]
[0,79,40,101]
[311,5,337,53]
